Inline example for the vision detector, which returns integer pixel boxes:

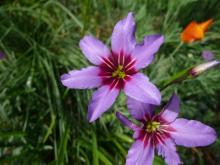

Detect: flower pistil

[112,65,126,79]
[146,121,160,133]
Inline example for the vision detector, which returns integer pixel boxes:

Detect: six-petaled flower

[61,12,164,122]
[116,94,216,165]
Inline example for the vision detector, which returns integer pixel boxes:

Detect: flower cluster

[61,13,218,165]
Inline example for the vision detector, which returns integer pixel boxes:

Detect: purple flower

[202,50,214,61]
[61,12,164,122]
[116,94,216,165]
[0,51,5,60]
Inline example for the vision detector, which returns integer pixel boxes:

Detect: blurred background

[0,0,220,164]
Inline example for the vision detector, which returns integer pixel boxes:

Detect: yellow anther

[146,121,160,133]
[118,65,123,70]
[112,65,126,79]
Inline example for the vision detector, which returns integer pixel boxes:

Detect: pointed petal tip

[87,106,99,123]
[206,126,217,143]
[79,35,94,49]
[116,111,139,131]
[207,18,213,25]
[149,95,161,106]
[87,106,101,123]
[171,93,179,102]
[87,113,96,123]
[60,74,71,88]
[116,111,123,121]
[127,12,134,18]
[111,11,136,55]
[160,93,180,122]
[160,35,165,43]
[116,111,125,122]
[158,35,165,43]
[79,35,93,43]
[148,87,161,106]
[200,18,213,32]
[60,73,70,81]
[155,94,162,105]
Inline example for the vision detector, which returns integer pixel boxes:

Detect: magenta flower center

[99,51,137,89]
[137,118,174,147]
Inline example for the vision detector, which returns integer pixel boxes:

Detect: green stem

[160,67,191,91]
[170,41,184,57]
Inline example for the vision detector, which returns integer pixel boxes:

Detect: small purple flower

[202,50,214,61]
[116,94,216,165]
[0,51,5,60]
[61,12,164,122]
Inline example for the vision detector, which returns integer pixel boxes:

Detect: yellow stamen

[146,121,160,133]
[112,65,126,79]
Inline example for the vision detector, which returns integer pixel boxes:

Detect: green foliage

[0,0,219,164]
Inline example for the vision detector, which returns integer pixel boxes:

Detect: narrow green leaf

[92,132,99,165]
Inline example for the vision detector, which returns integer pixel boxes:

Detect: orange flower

[180,19,213,43]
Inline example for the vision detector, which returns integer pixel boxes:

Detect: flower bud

[189,60,220,77]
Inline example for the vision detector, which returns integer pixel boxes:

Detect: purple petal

[111,12,136,55]
[132,34,164,70]
[61,66,102,89]
[87,86,119,122]
[133,129,144,139]
[157,139,181,165]
[124,73,161,105]
[127,96,155,121]
[79,35,111,65]
[116,112,139,131]
[170,119,217,147]
[160,94,180,123]
[202,50,214,61]
[126,140,154,165]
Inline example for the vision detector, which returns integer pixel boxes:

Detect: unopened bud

[189,60,220,77]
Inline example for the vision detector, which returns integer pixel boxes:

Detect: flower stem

[170,41,184,57]
[160,67,191,91]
